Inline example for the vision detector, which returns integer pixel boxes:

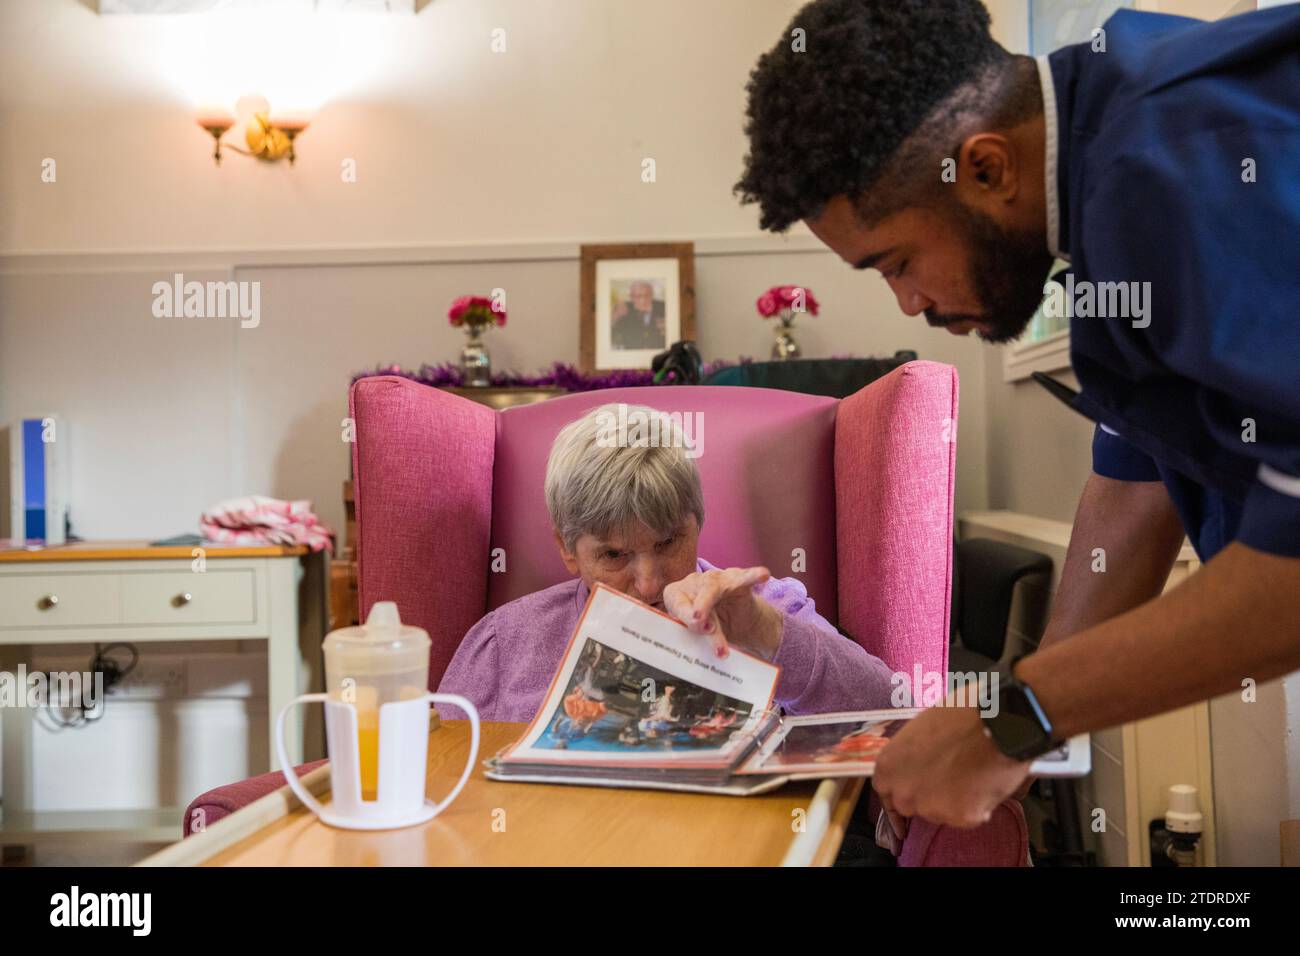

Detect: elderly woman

[438,402,895,722]
[437,401,1035,866]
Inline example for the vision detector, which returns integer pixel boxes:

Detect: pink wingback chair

[183,362,1028,866]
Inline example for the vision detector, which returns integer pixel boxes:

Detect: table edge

[135,763,333,867]
[0,544,309,562]
[138,769,862,867]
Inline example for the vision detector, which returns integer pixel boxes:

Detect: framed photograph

[579,242,695,373]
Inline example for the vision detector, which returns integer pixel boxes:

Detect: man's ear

[956,132,1019,203]
[553,527,580,575]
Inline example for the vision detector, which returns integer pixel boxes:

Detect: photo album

[485,583,1089,795]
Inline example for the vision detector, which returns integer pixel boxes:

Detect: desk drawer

[0,573,120,627]
[120,569,257,625]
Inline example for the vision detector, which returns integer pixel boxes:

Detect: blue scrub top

[1044,5,1300,561]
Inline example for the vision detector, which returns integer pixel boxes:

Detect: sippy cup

[275,601,480,830]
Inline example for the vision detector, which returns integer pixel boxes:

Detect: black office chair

[949,537,1052,677]
[701,352,918,398]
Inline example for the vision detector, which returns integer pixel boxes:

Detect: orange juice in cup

[277,602,481,830]
[356,707,380,801]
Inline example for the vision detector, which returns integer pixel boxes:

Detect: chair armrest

[350,376,497,689]
[834,360,958,678]
[182,760,328,838]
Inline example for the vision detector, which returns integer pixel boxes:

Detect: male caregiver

[734,0,1300,827]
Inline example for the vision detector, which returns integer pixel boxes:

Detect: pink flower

[757,285,819,317]
[448,294,507,328]
[798,287,821,315]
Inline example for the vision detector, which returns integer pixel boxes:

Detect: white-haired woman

[438,402,894,722]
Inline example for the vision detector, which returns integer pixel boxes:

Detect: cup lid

[325,601,430,654]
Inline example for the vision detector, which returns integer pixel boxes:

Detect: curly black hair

[736,0,1035,232]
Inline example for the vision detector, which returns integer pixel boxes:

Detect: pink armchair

[183,362,1028,866]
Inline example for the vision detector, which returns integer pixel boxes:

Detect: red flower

[448,294,507,328]
[757,285,819,318]
[447,295,473,324]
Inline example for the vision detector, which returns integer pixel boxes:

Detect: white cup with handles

[274,602,480,830]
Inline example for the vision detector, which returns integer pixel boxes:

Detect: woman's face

[555,514,700,609]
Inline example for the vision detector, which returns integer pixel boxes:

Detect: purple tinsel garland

[351,359,753,392]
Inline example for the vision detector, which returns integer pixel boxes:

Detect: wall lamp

[197,97,309,166]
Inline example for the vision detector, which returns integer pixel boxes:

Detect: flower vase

[771,311,801,361]
[461,325,491,386]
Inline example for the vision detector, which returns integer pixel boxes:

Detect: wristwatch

[983,676,1058,761]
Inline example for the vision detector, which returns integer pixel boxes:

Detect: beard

[923,202,1056,344]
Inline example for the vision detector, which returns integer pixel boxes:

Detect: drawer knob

[172,592,194,608]
[37,594,59,611]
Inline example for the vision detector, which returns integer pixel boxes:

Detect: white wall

[3,0,791,250]
[1210,677,1300,866]
[0,0,1002,543]
[0,241,992,542]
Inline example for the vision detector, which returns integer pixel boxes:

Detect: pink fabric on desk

[199,495,335,553]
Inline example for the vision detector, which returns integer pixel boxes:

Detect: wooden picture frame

[579,242,695,373]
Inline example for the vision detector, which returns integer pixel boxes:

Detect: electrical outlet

[110,658,188,699]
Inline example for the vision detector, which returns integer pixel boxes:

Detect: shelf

[0,806,183,843]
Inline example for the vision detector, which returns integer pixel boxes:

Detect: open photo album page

[499,583,780,769]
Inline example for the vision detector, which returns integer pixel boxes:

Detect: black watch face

[989,712,1047,759]
[987,684,1052,759]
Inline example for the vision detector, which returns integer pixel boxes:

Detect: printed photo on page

[738,710,1092,778]
[500,583,780,768]
[738,710,920,776]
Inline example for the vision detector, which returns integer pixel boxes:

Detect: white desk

[0,540,324,843]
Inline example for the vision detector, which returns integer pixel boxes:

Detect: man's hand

[662,566,783,660]
[872,702,1032,828]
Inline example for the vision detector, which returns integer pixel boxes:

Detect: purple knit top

[436,558,896,722]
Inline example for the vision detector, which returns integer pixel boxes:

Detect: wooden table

[143,720,864,867]
[440,386,567,410]
[0,540,309,564]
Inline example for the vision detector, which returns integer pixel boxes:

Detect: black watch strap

[983,677,1057,761]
